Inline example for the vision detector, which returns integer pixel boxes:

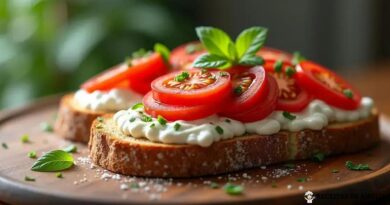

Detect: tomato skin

[151,69,232,106]
[128,79,153,95]
[224,75,279,122]
[257,47,293,63]
[170,41,206,70]
[143,92,217,121]
[296,61,361,110]
[81,53,168,93]
[220,66,269,115]
[263,60,312,112]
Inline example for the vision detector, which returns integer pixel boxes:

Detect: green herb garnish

[223,183,244,195]
[21,134,30,143]
[345,161,371,171]
[210,182,219,189]
[233,86,243,95]
[174,71,190,82]
[97,117,104,123]
[141,115,153,122]
[63,144,77,153]
[31,150,74,172]
[292,51,306,65]
[225,119,231,123]
[297,177,307,182]
[331,169,339,173]
[274,60,283,73]
[1,142,8,149]
[131,103,144,110]
[40,122,53,132]
[25,176,35,182]
[343,89,353,99]
[129,118,136,122]
[154,43,170,63]
[174,123,181,131]
[312,152,325,162]
[219,71,229,77]
[150,123,155,128]
[193,26,267,69]
[157,115,167,126]
[56,172,63,178]
[283,111,296,120]
[28,151,37,159]
[285,66,296,77]
[215,126,224,135]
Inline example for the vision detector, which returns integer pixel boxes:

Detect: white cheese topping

[113,97,374,147]
[74,89,142,112]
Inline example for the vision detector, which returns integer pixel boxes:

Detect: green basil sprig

[31,150,74,172]
[193,26,268,69]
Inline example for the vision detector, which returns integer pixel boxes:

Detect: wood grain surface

[0,96,389,205]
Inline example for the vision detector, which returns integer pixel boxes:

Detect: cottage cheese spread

[113,97,374,147]
[74,89,142,112]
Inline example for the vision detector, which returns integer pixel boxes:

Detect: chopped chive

[96,125,103,129]
[141,115,153,122]
[343,89,353,99]
[157,115,167,126]
[150,123,155,128]
[2,142,8,149]
[63,144,77,153]
[225,119,231,123]
[345,161,371,171]
[285,66,296,77]
[56,172,63,178]
[131,103,144,110]
[284,163,295,169]
[210,182,219,189]
[312,152,325,162]
[233,86,243,95]
[274,60,283,73]
[28,151,37,159]
[283,111,296,120]
[25,176,35,182]
[215,126,224,135]
[40,122,53,132]
[331,169,339,173]
[174,71,190,82]
[129,117,136,122]
[296,177,307,182]
[174,123,181,131]
[21,134,29,143]
[97,117,104,123]
[223,183,243,195]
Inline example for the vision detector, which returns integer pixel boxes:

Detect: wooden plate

[0,96,389,205]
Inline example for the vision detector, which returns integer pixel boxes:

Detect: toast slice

[88,113,380,178]
[55,94,107,143]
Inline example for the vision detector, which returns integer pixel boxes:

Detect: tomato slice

[296,61,361,110]
[170,42,206,70]
[151,69,232,106]
[257,47,293,63]
[226,75,279,122]
[128,79,153,95]
[220,66,269,115]
[264,60,312,112]
[81,52,168,92]
[143,92,217,121]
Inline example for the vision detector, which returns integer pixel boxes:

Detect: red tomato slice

[226,75,279,122]
[151,69,232,106]
[143,92,217,121]
[170,41,206,70]
[128,79,153,95]
[296,61,361,110]
[257,47,293,63]
[264,60,312,112]
[81,52,168,92]
[220,66,269,115]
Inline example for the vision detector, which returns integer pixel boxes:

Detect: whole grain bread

[55,94,107,143]
[88,113,380,178]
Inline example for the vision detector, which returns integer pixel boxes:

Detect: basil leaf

[235,27,268,58]
[227,42,238,61]
[196,26,233,58]
[193,54,229,68]
[154,43,170,62]
[238,55,264,66]
[31,150,74,172]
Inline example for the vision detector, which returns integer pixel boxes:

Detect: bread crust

[88,114,380,178]
[55,94,106,143]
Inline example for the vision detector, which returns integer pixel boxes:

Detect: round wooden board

[0,96,389,205]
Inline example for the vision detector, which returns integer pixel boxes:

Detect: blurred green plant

[0,0,194,108]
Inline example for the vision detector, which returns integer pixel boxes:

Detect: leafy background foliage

[0,0,194,108]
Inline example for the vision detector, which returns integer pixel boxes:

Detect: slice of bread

[55,94,107,143]
[88,113,380,178]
